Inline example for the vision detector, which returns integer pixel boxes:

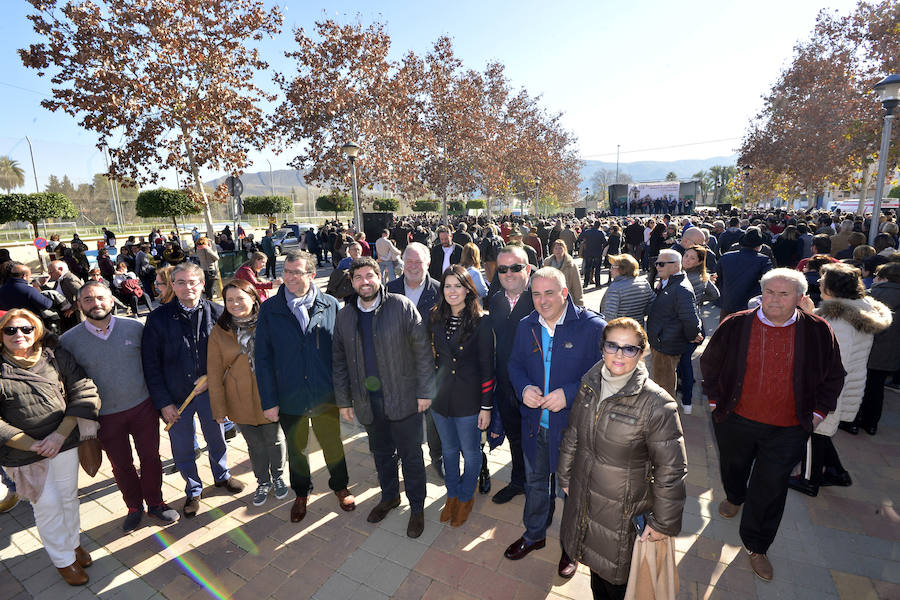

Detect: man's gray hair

[682,227,705,245]
[531,266,567,291]
[402,242,430,264]
[284,249,315,272]
[839,220,854,233]
[713,220,725,229]
[760,267,808,296]
[172,261,203,280]
[657,248,682,268]
[497,245,528,265]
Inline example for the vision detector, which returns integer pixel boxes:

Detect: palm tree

[0,157,25,194]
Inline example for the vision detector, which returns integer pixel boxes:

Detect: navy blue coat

[646,272,701,355]
[716,248,772,316]
[255,285,338,416]
[386,275,440,318]
[141,299,224,410]
[508,298,606,472]
[0,278,53,313]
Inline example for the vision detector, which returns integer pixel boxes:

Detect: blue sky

[1,0,863,189]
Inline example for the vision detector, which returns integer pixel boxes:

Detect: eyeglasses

[283,268,313,277]
[497,264,527,274]
[655,261,676,267]
[602,340,642,358]
[173,279,202,288]
[3,326,35,336]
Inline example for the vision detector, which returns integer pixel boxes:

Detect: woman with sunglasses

[557,317,686,600]
[429,265,494,527]
[0,309,100,586]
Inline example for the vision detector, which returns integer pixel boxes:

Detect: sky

[0,0,864,190]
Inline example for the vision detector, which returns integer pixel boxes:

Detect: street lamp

[869,74,900,245]
[741,165,752,212]
[341,141,362,231]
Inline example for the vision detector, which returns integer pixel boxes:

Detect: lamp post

[341,141,362,231]
[869,74,900,246]
[741,165,752,212]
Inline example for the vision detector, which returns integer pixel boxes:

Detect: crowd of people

[0,204,897,598]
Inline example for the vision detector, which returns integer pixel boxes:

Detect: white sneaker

[682,404,693,415]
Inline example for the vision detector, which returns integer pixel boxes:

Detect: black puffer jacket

[0,345,100,467]
[333,289,435,425]
[557,362,686,585]
[646,272,701,355]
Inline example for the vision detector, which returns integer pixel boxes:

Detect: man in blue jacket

[141,262,243,518]
[717,227,773,319]
[255,250,354,524]
[505,267,606,578]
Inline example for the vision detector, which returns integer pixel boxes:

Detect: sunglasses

[3,326,36,336]
[497,264,527,274]
[655,261,676,267]
[602,340,642,358]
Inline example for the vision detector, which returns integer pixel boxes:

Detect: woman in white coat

[789,263,891,497]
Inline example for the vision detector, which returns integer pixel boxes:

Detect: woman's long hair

[430,265,483,341]
[156,265,176,303]
[217,277,262,331]
[685,245,709,283]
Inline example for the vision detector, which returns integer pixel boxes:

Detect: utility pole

[615,144,620,184]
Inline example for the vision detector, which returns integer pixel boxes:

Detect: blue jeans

[168,391,229,497]
[0,466,15,493]
[431,412,481,502]
[523,427,560,543]
[676,342,698,406]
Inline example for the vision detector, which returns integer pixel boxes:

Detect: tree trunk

[441,191,448,225]
[856,161,873,216]
[181,125,216,239]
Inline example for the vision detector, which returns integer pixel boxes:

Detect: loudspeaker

[717,203,732,214]
[574,208,586,218]
[608,184,629,202]
[363,212,394,257]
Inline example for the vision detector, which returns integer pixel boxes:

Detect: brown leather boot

[451,498,474,527]
[57,562,89,586]
[440,497,457,523]
[290,495,308,523]
[75,546,92,568]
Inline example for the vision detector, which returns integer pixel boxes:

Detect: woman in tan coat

[557,317,687,600]
[208,278,287,507]
[543,239,584,306]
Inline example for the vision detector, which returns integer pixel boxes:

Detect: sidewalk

[0,273,898,600]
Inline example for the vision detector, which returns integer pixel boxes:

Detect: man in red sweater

[700,268,844,583]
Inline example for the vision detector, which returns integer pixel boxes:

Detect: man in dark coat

[0,263,53,314]
[429,226,463,280]
[577,221,607,289]
[141,262,243,517]
[256,250,354,523]
[716,227,772,319]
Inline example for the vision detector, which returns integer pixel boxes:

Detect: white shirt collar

[538,313,563,336]
[85,316,116,341]
[757,307,798,327]
[357,292,382,313]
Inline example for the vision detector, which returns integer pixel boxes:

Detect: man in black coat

[488,246,535,505]
[385,242,443,476]
[717,228,772,319]
[429,226,463,280]
[577,221,607,289]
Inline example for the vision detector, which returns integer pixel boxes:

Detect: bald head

[682,227,706,247]
[48,260,69,281]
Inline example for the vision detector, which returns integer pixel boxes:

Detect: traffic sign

[225,175,243,198]
[34,237,47,249]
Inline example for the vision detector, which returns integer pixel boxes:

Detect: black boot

[788,475,819,497]
[478,450,491,495]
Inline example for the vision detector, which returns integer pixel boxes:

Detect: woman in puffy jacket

[557,317,686,599]
[789,263,891,497]
[0,309,100,586]
[599,254,654,327]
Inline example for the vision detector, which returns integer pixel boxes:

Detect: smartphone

[632,513,647,536]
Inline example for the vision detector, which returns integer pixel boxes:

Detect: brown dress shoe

[747,550,773,581]
[450,499,473,527]
[335,489,356,512]
[214,477,245,494]
[75,546,93,568]
[718,499,740,519]
[366,496,401,523]
[558,550,577,578]
[407,511,425,538]
[290,496,308,523]
[440,497,458,523]
[57,562,89,586]
[504,536,546,560]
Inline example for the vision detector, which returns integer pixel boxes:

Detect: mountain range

[209,154,738,198]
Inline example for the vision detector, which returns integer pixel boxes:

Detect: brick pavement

[0,265,898,599]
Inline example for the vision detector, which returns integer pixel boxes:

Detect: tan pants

[650,350,680,400]
[484,261,497,284]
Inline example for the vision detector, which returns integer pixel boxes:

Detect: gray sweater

[59,317,151,416]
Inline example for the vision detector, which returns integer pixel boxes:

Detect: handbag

[78,438,103,477]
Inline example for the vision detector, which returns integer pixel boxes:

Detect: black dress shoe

[820,469,852,487]
[407,511,425,538]
[837,421,859,435]
[863,424,877,436]
[478,451,491,495]
[558,550,577,578]
[366,496,401,523]
[504,536,546,560]
[787,475,819,497]
[492,484,525,505]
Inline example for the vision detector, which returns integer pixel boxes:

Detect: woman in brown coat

[557,317,687,600]
[543,239,584,306]
[208,278,287,507]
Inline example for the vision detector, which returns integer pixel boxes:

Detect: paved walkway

[1,265,898,600]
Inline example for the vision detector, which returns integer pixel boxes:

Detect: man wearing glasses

[646,249,702,401]
[142,262,243,518]
[255,250,355,523]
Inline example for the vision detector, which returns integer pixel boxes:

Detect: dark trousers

[582,256,603,287]
[713,414,808,554]
[494,382,526,490]
[800,433,846,484]
[279,406,349,497]
[523,427,560,543]
[97,398,164,510]
[424,408,442,463]
[126,293,153,315]
[365,397,427,513]
[590,571,626,600]
[264,255,276,279]
[859,368,890,428]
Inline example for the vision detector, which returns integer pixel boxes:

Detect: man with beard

[333,257,435,538]
[60,281,179,531]
[429,226,463,280]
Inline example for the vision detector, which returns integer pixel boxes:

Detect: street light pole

[341,142,362,231]
[24,136,39,193]
[615,145,620,184]
[741,165,752,213]
[266,159,275,196]
[869,74,900,246]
